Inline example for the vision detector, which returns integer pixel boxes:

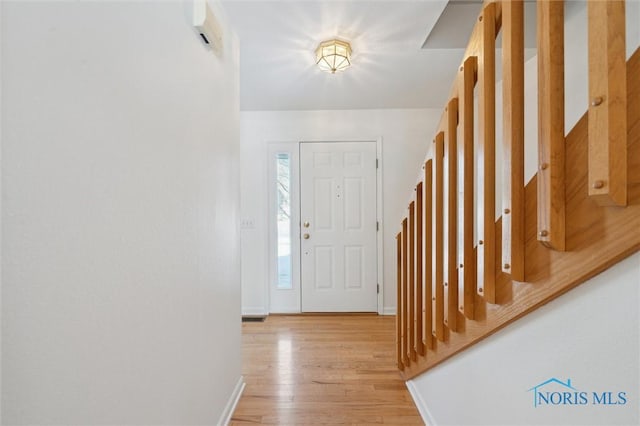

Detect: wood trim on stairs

[401,47,640,380]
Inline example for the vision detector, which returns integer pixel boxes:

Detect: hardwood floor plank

[231,315,423,425]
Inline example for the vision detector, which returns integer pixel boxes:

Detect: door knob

[303,221,310,228]
[303,233,310,239]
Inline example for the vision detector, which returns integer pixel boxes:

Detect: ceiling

[220,0,534,111]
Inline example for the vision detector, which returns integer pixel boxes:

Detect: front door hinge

[376,221,379,231]
[376,158,379,169]
[377,284,380,294]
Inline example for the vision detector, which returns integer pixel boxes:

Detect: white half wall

[409,253,640,426]
[1,1,242,424]
[240,109,441,315]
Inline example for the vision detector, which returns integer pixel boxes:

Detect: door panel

[314,246,334,289]
[344,177,363,230]
[314,178,334,230]
[344,245,364,289]
[300,141,377,312]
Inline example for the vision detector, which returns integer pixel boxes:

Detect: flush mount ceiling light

[315,39,352,73]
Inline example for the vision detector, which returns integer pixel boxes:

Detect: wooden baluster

[408,202,416,361]
[588,0,627,206]
[537,0,565,251]
[458,56,477,319]
[415,183,425,356]
[502,0,525,281]
[433,133,445,341]
[401,218,409,366]
[445,98,459,331]
[424,160,434,350]
[477,2,497,303]
[396,232,404,370]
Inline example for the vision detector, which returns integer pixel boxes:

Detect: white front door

[300,142,378,312]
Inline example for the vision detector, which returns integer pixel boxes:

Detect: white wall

[410,253,640,426]
[1,1,242,424]
[409,2,640,425]
[240,109,440,315]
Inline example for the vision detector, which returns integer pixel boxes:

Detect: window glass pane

[276,153,292,289]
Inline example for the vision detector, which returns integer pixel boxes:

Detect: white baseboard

[219,375,245,426]
[245,306,396,315]
[406,379,436,426]
[241,307,267,316]
[382,306,397,315]
[269,308,300,314]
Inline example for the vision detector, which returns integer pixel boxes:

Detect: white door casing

[300,142,378,312]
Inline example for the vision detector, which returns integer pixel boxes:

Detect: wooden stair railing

[397,0,640,379]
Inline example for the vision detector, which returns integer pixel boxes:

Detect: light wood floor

[231,315,423,425]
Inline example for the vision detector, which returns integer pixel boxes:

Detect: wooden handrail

[396,0,640,378]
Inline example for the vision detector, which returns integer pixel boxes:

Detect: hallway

[231,315,423,425]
